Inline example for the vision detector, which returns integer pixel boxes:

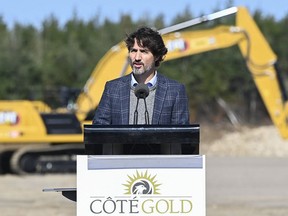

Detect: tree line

[0,5,288,125]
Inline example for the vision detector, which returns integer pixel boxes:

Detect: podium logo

[123,170,161,195]
[89,170,194,215]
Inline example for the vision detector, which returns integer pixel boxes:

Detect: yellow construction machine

[0,7,285,174]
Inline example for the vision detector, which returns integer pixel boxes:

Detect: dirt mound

[201,124,288,157]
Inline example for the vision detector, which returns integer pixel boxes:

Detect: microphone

[133,83,150,124]
[134,83,149,99]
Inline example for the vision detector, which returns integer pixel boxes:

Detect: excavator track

[10,144,85,174]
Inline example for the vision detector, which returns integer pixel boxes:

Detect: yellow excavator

[0,6,285,174]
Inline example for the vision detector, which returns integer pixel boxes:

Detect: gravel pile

[201,125,288,157]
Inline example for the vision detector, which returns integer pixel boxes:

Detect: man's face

[128,39,156,76]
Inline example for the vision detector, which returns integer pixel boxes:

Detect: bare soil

[1,124,288,216]
[201,123,288,157]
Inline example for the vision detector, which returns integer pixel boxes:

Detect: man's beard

[133,67,146,75]
[131,62,154,75]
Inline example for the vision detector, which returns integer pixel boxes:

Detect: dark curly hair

[125,27,168,67]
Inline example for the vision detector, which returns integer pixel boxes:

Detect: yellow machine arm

[75,7,288,138]
[236,8,288,138]
[0,6,287,174]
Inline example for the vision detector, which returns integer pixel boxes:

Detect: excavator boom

[0,6,286,174]
[76,6,287,138]
[236,7,288,138]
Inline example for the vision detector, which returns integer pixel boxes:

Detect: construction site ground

[1,123,288,216]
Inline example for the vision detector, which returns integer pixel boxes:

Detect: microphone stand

[133,98,139,125]
[143,97,149,124]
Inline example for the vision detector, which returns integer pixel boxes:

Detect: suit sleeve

[92,82,112,125]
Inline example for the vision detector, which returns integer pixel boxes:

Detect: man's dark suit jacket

[93,73,190,125]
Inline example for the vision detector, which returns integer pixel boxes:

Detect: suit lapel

[119,75,131,124]
[152,74,167,124]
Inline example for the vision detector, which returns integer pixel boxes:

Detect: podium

[78,154,205,215]
[45,124,206,216]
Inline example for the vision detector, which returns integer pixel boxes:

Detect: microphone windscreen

[134,83,149,98]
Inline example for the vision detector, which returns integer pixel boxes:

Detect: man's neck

[134,71,156,84]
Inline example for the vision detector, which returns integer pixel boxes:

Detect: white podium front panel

[77,155,205,216]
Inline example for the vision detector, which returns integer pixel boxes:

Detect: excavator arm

[1,6,286,174]
[236,7,288,138]
[77,7,288,138]
[76,7,288,138]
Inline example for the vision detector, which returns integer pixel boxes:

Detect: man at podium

[92,26,190,125]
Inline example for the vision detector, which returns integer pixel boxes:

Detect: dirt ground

[1,124,288,216]
[200,123,288,157]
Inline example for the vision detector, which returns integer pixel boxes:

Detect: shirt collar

[131,71,158,87]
